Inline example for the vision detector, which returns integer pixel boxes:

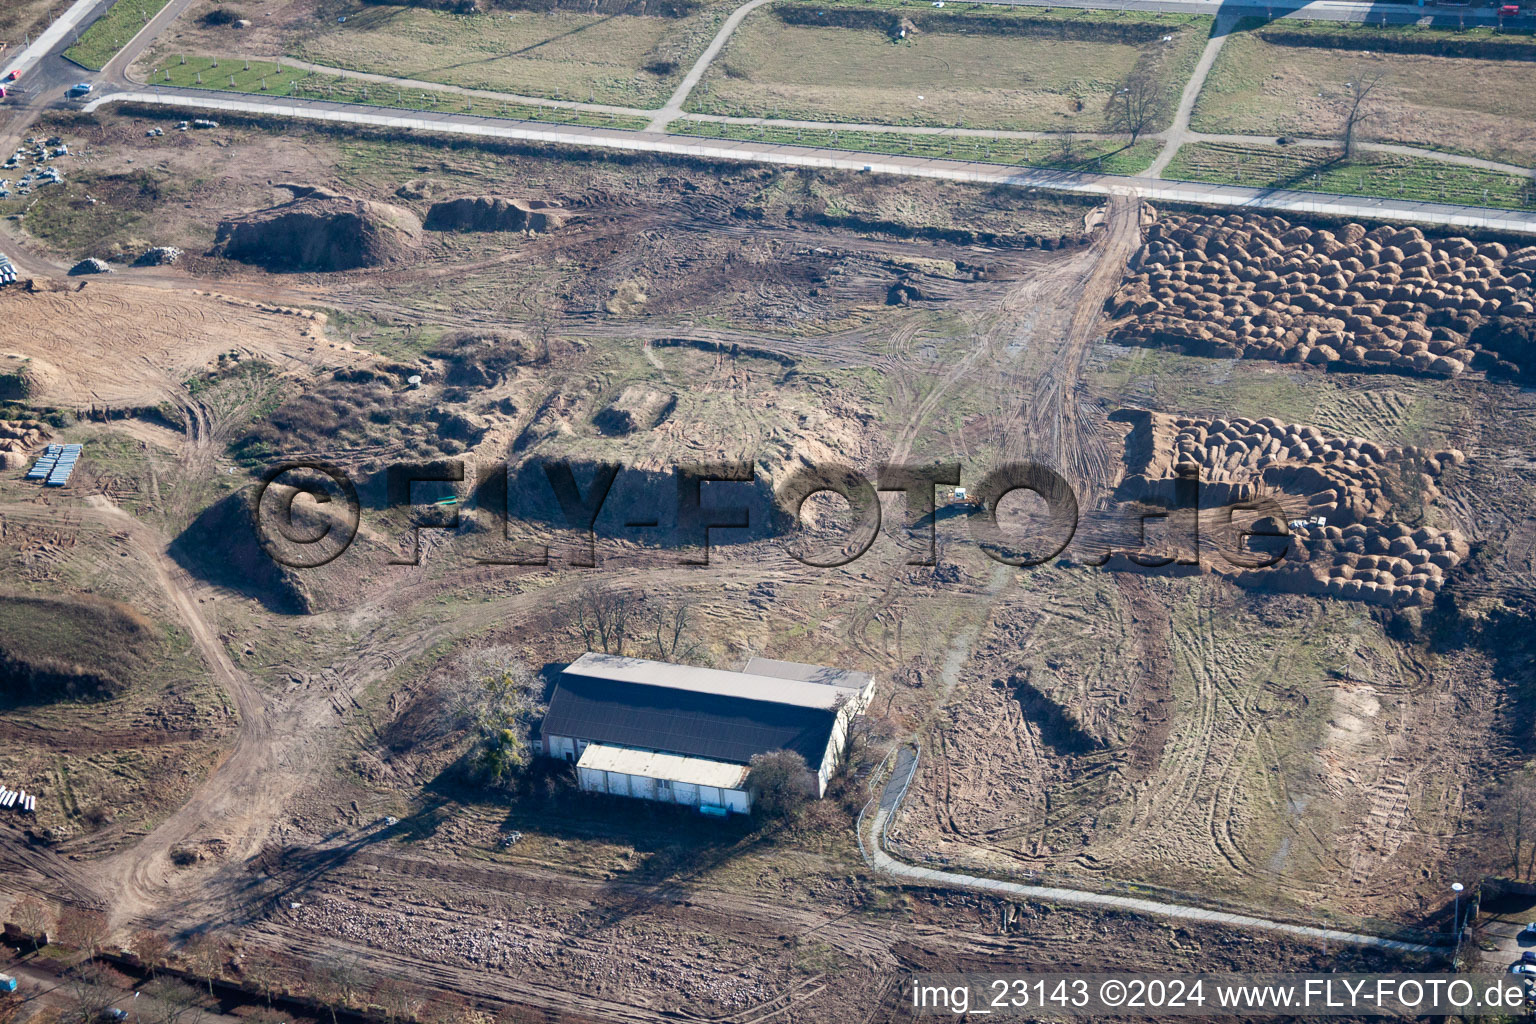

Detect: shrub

[747,749,812,819]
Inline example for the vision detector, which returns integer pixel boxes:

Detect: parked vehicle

[1499,4,1520,15]
[0,974,16,994]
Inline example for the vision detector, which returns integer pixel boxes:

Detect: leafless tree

[131,929,173,978]
[374,977,428,1024]
[306,951,365,1024]
[1056,131,1079,165]
[239,947,287,1007]
[1491,771,1536,880]
[573,583,638,655]
[180,932,225,996]
[60,963,116,1024]
[139,979,207,1024]
[9,896,51,948]
[55,907,109,958]
[649,601,701,662]
[1108,72,1165,144]
[1340,68,1387,160]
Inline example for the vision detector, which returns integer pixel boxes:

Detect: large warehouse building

[542,653,876,815]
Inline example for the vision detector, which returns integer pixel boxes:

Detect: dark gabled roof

[542,673,837,769]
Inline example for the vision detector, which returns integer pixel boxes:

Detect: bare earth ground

[0,283,336,408]
[0,107,1530,1022]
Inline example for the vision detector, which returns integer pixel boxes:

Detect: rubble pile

[1110,214,1536,379]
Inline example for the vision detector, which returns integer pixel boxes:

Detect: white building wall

[576,767,752,813]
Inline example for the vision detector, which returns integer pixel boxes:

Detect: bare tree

[9,896,52,948]
[306,953,365,1024]
[1056,131,1079,165]
[239,947,286,1007]
[131,929,173,978]
[1491,771,1536,880]
[140,978,207,1024]
[1340,68,1387,160]
[573,583,638,655]
[55,907,109,958]
[180,932,225,996]
[375,977,428,1024]
[1108,72,1165,144]
[649,601,701,662]
[60,963,116,1024]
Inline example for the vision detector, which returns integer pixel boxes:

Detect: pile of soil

[593,385,676,435]
[424,196,567,234]
[427,328,544,387]
[1109,214,1535,378]
[1115,409,1470,607]
[0,418,50,455]
[0,593,158,704]
[214,187,422,271]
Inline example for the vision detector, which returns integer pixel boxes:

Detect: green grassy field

[1191,24,1536,166]
[1164,141,1536,211]
[290,2,733,108]
[146,57,651,130]
[64,0,174,70]
[685,1,1210,132]
[670,118,1161,174]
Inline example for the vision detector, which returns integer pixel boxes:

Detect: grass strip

[65,0,175,70]
[144,56,652,131]
[669,119,1162,174]
[1164,141,1536,211]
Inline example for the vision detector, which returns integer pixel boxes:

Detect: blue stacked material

[46,443,83,485]
[25,444,63,480]
[0,253,15,287]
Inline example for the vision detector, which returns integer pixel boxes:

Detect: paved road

[83,88,1536,234]
[646,0,772,132]
[1147,15,1236,177]
[865,745,1444,955]
[975,0,1508,24]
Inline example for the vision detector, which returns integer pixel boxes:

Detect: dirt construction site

[1,92,1535,1023]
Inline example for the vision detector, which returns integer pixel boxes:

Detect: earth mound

[424,196,567,234]
[0,593,159,704]
[428,328,545,386]
[214,187,422,271]
[594,385,676,435]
